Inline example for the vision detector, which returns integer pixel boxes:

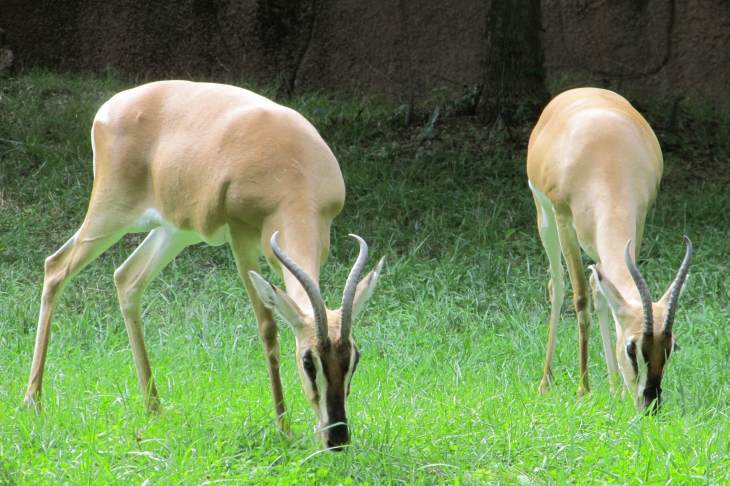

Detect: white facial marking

[635,341,648,402]
[343,343,356,397]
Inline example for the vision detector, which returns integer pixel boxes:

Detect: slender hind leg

[590,272,619,392]
[555,214,592,396]
[113,227,195,413]
[531,186,566,394]
[229,230,288,433]
[24,217,131,407]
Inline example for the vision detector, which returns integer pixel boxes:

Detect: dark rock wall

[1,0,727,105]
[542,0,730,104]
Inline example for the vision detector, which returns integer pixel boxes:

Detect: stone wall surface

[1,0,728,105]
[541,0,730,104]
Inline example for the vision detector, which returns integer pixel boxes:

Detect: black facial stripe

[643,371,663,410]
[641,338,666,394]
[320,353,330,378]
[339,348,351,371]
[345,350,360,397]
[327,392,347,425]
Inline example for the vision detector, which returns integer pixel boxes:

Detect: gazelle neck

[275,226,325,317]
[282,261,321,317]
[594,212,644,304]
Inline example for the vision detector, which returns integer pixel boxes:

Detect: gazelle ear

[590,265,626,319]
[249,271,306,329]
[351,257,385,319]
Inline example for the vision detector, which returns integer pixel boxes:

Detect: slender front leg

[533,194,566,394]
[230,234,288,432]
[254,303,287,430]
[113,227,192,413]
[556,216,591,396]
[590,272,619,392]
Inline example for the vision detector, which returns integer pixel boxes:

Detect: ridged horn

[663,236,693,335]
[625,240,654,336]
[270,231,328,343]
[340,234,369,341]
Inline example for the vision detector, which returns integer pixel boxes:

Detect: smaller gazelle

[23,80,384,449]
[527,87,692,411]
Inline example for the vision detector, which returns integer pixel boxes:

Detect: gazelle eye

[626,340,638,375]
[302,352,317,382]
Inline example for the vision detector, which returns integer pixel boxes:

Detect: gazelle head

[591,237,693,413]
[249,232,384,450]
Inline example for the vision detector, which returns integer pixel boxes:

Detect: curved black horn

[664,236,693,335]
[270,231,328,342]
[625,240,654,336]
[340,234,369,341]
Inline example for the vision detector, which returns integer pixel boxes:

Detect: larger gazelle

[527,87,692,410]
[24,81,384,449]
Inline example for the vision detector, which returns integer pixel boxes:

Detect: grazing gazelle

[527,87,692,411]
[24,80,384,449]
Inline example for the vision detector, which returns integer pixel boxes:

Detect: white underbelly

[128,208,231,246]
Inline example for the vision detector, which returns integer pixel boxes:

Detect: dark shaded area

[7,1,725,108]
[543,1,729,103]
[0,0,537,129]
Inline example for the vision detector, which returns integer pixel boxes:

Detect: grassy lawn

[1,72,729,484]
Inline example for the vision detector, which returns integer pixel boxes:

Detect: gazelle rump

[527,87,693,410]
[23,80,384,448]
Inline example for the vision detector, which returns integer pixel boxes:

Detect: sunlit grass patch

[1,70,728,483]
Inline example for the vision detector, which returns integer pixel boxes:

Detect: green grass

[1,71,729,484]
